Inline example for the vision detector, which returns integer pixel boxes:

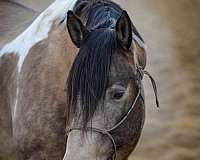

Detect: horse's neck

[0,0,78,119]
[36,24,77,76]
[0,0,78,71]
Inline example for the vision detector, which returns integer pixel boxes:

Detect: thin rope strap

[106,89,141,132]
[136,65,159,108]
[143,70,159,107]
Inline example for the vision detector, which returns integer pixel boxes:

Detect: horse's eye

[112,91,124,100]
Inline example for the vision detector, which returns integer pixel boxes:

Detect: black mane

[67,28,117,127]
[73,0,144,41]
[66,0,143,128]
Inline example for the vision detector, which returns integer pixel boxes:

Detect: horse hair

[67,28,117,128]
[66,0,143,129]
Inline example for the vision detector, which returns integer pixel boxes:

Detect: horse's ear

[67,11,89,48]
[134,43,147,69]
[116,10,132,50]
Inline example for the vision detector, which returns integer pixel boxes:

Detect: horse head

[64,1,149,160]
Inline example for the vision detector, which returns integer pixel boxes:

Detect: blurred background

[2,0,200,159]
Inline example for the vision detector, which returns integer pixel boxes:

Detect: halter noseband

[66,66,159,160]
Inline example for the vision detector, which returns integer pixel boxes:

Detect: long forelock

[67,29,117,128]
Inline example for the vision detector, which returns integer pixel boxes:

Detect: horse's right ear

[67,11,89,48]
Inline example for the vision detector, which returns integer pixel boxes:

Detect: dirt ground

[3,0,200,159]
[115,1,200,160]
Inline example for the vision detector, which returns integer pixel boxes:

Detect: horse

[0,0,159,160]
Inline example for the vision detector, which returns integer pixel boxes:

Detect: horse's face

[64,11,146,160]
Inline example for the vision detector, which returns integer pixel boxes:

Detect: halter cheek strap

[66,66,159,160]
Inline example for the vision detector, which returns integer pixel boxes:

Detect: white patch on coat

[0,0,78,119]
[13,88,19,119]
[0,0,78,72]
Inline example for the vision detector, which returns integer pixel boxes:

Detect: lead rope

[137,65,159,107]
[143,70,159,107]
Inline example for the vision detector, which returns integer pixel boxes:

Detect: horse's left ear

[67,11,89,48]
[116,10,132,50]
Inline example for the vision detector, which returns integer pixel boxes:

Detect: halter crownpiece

[66,66,159,160]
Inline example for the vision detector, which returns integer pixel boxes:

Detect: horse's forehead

[109,53,134,84]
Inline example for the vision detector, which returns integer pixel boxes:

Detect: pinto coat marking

[0,0,77,72]
[0,0,78,159]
